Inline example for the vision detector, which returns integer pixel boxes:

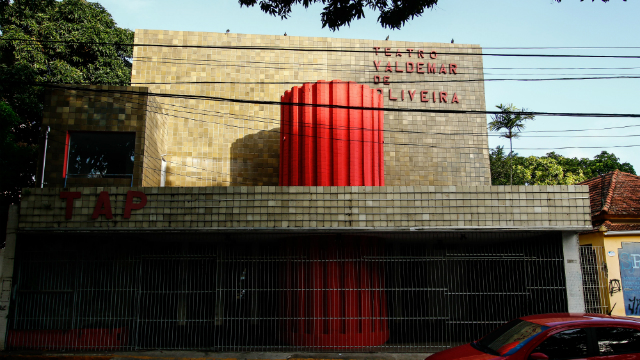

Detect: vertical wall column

[0,205,18,350]
[562,231,586,313]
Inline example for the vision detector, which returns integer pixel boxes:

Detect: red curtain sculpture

[279,80,385,186]
[281,237,389,348]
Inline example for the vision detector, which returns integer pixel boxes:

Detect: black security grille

[7,232,567,352]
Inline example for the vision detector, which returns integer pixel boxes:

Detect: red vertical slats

[348,83,363,186]
[280,93,289,185]
[362,89,373,186]
[378,92,385,186]
[316,81,331,186]
[326,242,341,341]
[372,93,380,187]
[333,81,349,186]
[311,245,324,339]
[280,91,292,186]
[280,81,384,186]
[280,95,284,185]
[302,83,316,185]
[290,89,301,185]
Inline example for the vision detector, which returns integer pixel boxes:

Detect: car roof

[521,313,640,327]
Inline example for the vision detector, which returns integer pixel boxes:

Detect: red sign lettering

[59,191,148,220]
[124,191,148,219]
[406,62,414,73]
[92,191,113,219]
[60,192,81,220]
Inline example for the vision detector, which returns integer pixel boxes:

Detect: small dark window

[596,327,640,355]
[532,328,589,359]
[66,132,135,179]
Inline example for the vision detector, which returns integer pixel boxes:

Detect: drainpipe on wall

[40,126,50,188]
[161,154,167,187]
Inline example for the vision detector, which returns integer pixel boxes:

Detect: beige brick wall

[19,186,592,231]
[141,96,170,186]
[132,30,490,187]
[40,86,150,187]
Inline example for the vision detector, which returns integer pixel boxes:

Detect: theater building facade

[0,30,592,353]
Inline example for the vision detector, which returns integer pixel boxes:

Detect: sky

[98,0,640,172]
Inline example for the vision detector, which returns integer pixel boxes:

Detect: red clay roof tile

[580,170,640,217]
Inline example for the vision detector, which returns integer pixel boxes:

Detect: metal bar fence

[579,245,609,315]
[7,232,568,352]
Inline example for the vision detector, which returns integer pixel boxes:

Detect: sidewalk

[0,352,432,360]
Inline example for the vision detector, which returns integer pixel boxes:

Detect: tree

[0,0,133,230]
[489,146,523,186]
[513,156,586,186]
[587,151,635,177]
[237,0,620,31]
[545,151,635,179]
[239,0,439,30]
[0,0,133,193]
[488,148,636,185]
[488,104,534,185]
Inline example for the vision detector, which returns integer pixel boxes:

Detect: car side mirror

[529,353,549,360]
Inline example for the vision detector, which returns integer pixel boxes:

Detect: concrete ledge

[17,225,593,233]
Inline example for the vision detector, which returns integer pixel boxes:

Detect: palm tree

[488,104,534,185]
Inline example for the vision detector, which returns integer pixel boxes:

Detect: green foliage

[488,103,535,185]
[488,104,534,141]
[0,101,37,202]
[0,0,133,204]
[237,0,618,30]
[490,146,519,186]
[238,0,439,31]
[489,147,636,186]
[513,156,586,186]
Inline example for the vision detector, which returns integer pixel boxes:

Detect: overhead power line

[127,76,640,85]
[3,38,640,59]
[44,84,640,119]
[49,87,640,152]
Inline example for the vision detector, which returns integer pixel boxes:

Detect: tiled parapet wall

[18,186,592,231]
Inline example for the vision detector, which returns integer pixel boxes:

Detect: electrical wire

[46,88,640,151]
[3,38,640,59]
[43,84,640,119]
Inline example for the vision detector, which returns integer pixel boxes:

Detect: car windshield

[476,319,549,356]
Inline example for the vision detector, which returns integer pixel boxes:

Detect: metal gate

[579,245,609,314]
[7,232,568,352]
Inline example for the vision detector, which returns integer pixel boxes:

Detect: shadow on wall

[230,129,280,186]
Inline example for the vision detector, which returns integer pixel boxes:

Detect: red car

[427,313,640,360]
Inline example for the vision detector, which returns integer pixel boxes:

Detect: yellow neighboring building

[579,170,640,317]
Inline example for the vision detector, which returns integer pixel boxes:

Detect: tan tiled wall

[40,86,165,188]
[141,96,170,186]
[132,30,490,187]
[19,186,592,231]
